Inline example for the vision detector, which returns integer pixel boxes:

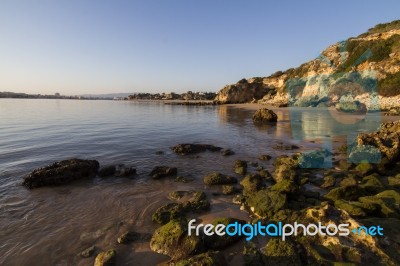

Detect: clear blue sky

[1,1,399,95]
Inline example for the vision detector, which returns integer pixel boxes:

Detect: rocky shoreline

[21,109,400,266]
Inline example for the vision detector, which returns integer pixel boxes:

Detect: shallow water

[0,99,397,265]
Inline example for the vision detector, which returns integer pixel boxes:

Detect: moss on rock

[247,190,287,218]
[262,239,302,266]
[204,172,237,185]
[150,219,204,260]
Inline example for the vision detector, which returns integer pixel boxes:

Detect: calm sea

[0,99,395,265]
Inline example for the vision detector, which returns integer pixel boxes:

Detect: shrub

[379,71,400,97]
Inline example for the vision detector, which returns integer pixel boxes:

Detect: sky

[1,1,399,95]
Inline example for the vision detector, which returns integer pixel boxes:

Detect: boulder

[240,174,264,196]
[171,144,222,155]
[221,185,239,195]
[23,158,99,189]
[117,231,139,244]
[150,219,204,260]
[150,166,177,179]
[204,172,237,185]
[152,203,185,225]
[273,156,298,183]
[355,121,400,164]
[259,154,272,161]
[98,164,136,177]
[253,108,278,123]
[325,185,366,201]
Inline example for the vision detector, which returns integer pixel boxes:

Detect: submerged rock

[222,185,239,195]
[117,231,139,244]
[335,101,367,114]
[259,154,272,161]
[204,172,237,185]
[221,149,235,156]
[23,158,99,189]
[273,142,300,150]
[150,219,204,260]
[150,166,177,179]
[171,144,222,155]
[79,245,95,258]
[94,249,116,266]
[98,165,116,177]
[252,108,278,123]
[98,164,136,177]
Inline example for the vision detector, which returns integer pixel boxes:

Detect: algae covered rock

[204,172,237,185]
[259,154,272,161]
[271,179,299,194]
[117,231,139,244]
[298,150,325,168]
[247,190,287,218]
[262,239,302,266]
[204,217,245,250]
[222,185,238,195]
[359,190,400,218]
[94,249,116,266]
[152,203,185,224]
[273,156,298,183]
[150,219,204,260]
[253,108,278,123]
[23,158,99,189]
[175,251,226,266]
[325,185,365,201]
[240,174,264,196]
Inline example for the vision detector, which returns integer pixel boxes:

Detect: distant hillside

[215,20,400,109]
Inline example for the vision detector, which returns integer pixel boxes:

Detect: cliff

[215,20,400,110]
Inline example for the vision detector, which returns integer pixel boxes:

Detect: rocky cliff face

[215,20,400,109]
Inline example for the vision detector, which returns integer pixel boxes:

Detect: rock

[321,175,336,188]
[234,160,247,175]
[262,239,302,266]
[253,108,278,123]
[171,144,222,155]
[340,175,358,187]
[152,203,185,225]
[355,121,400,164]
[98,165,116,177]
[243,242,265,266]
[259,154,272,161]
[94,249,116,266]
[334,200,370,217]
[222,185,238,195]
[181,191,210,212]
[273,142,300,150]
[214,78,272,104]
[298,151,325,168]
[155,151,164,155]
[150,219,204,260]
[22,158,99,189]
[117,231,139,244]
[175,251,226,266]
[204,217,245,250]
[114,165,136,177]
[204,172,237,185]
[169,191,188,200]
[79,245,95,258]
[360,174,384,193]
[348,145,382,164]
[150,166,177,179]
[388,174,400,187]
[325,185,366,201]
[358,190,400,218]
[259,169,272,179]
[273,156,298,183]
[232,194,246,205]
[335,101,367,114]
[240,174,264,196]
[355,162,375,176]
[247,190,287,218]
[221,149,235,156]
[271,179,299,194]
